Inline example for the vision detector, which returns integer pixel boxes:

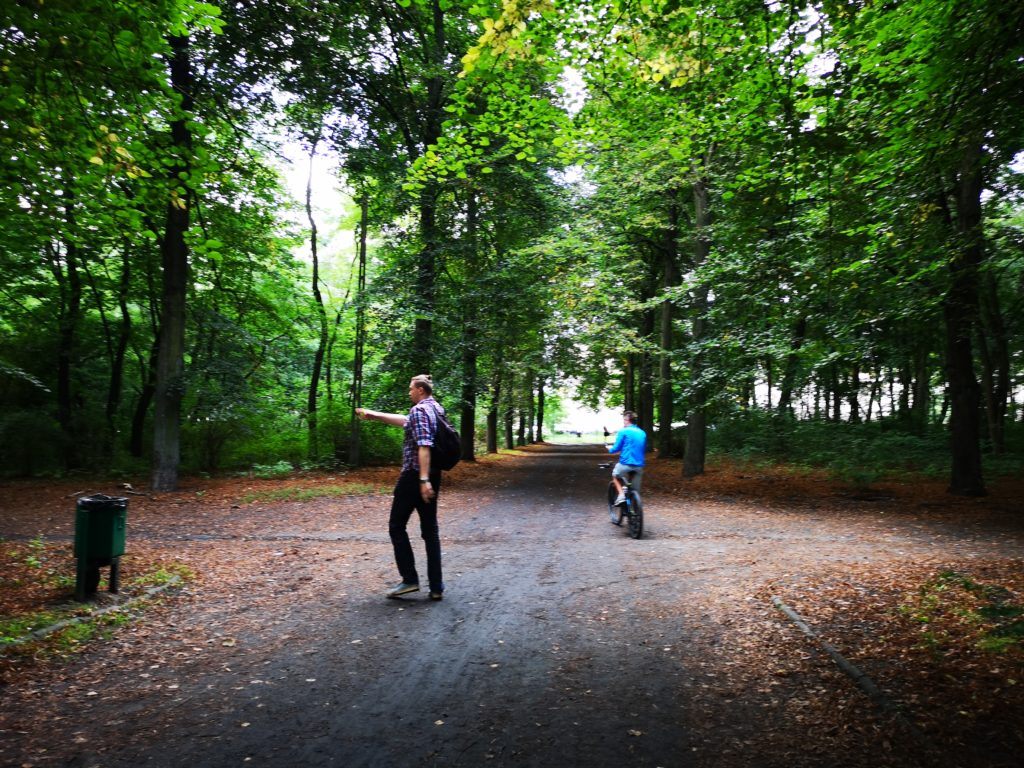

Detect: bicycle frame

[599,462,643,539]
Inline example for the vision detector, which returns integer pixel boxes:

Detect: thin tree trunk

[486,366,501,454]
[526,370,536,444]
[979,270,1009,454]
[684,171,712,478]
[106,244,132,461]
[658,191,681,456]
[911,348,931,433]
[848,363,861,424]
[536,376,545,443]
[461,326,477,460]
[151,34,192,492]
[624,356,635,412]
[640,311,655,433]
[306,137,329,464]
[349,194,369,466]
[504,369,515,450]
[777,316,807,415]
[50,233,82,470]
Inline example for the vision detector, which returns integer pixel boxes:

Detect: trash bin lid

[77,493,128,510]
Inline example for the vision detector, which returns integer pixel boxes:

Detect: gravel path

[2,445,1022,768]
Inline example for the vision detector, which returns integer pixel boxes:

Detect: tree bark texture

[151,34,192,492]
[306,138,329,463]
[943,143,986,496]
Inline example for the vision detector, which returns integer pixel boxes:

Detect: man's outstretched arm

[355,408,407,428]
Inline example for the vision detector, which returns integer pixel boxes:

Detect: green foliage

[1,0,1020,488]
[708,411,960,482]
[250,461,295,479]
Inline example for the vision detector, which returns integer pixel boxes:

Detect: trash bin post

[74,494,127,601]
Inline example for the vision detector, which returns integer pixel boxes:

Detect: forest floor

[1,445,1023,768]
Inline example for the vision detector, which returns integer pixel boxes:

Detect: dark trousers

[388,470,443,593]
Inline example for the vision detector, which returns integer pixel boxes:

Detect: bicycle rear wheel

[607,482,622,525]
[626,490,643,539]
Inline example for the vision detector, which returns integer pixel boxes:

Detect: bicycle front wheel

[607,482,622,525]
[626,490,643,539]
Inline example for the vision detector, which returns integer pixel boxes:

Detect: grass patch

[128,562,195,587]
[899,569,1024,657]
[1,549,196,665]
[239,483,386,504]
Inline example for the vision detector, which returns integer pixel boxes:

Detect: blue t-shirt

[610,424,646,466]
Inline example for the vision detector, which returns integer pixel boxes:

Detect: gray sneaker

[386,582,420,598]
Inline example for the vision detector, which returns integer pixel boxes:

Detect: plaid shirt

[402,397,442,473]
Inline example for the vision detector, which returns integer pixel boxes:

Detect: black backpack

[428,404,461,471]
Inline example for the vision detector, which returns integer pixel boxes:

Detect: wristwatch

[419,478,430,484]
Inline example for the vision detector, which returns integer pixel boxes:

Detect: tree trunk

[658,191,681,457]
[848,363,861,424]
[460,326,477,460]
[911,348,931,433]
[349,194,369,466]
[683,287,709,477]
[684,173,711,478]
[458,191,479,461]
[305,138,329,464]
[536,376,545,442]
[943,144,986,496]
[410,0,447,375]
[106,244,132,461]
[49,230,82,471]
[413,192,438,375]
[830,364,841,422]
[624,356,635,412]
[526,370,536,444]
[504,368,515,450]
[151,34,192,492]
[777,316,807,415]
[486,367,500,454]
[978,270,1009,454]
[640,311,655,433]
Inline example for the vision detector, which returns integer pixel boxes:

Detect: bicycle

[598,462,643,539]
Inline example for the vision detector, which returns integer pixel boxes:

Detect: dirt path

[2,445,1023,767]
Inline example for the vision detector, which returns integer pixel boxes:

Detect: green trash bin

[74,494,127,601]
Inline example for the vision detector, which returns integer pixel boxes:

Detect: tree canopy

[1,0,1021,494]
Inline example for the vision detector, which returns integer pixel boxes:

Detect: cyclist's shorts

[612,463,643,492]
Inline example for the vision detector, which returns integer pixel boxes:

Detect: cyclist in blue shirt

[607,411,646,508]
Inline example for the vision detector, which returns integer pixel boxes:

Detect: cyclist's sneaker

[385,582,420,598]
[614,493,627,505]
[610,511,622,525]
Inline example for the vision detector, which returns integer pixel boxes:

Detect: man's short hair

[411,374,433,395]
[623,411,637,424]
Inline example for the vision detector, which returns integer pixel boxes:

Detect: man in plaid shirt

[356,374,446,600]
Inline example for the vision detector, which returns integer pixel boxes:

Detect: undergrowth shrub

[708,411,1019,482]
